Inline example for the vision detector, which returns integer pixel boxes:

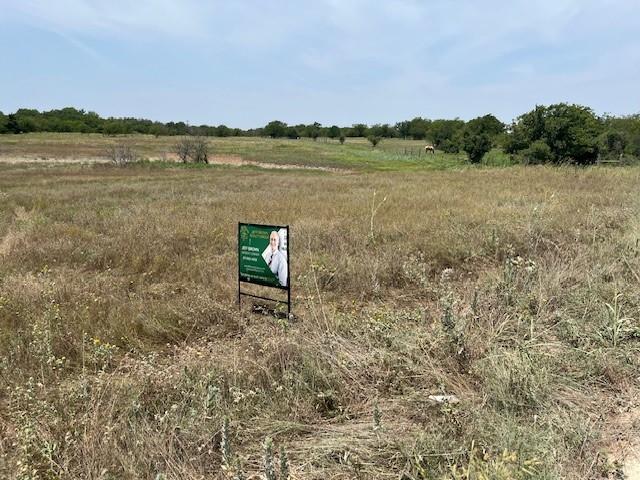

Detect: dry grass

[0,162,639,479]
[0,133,474,171]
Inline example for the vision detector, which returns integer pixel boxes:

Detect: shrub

[106,143,136,166]
[440,138,460,154]
[522,140,553,164]
[507,103,602,164]
[173,137,209,164]
[368,136,381,148]
[462,133,491,163]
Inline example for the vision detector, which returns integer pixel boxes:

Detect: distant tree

[350,123,369,137]
[507,103,602,164]
[103,121,125,136]
[395,121,411,139]
[462,131,491,163]
[629,135,640,158]
[430,119,465,148]
[504,123,529,154]
[368,135,381,148]
[408,117,430,140]
[369,124,395,138]
[0,112,8,134]
[440,139,460,154]
[300,122,321,140]
[544,104,602,164]
[465,114,504,140]
[599,130,627,158]
[264,120,287,138]
[149,123,169,137]
[285,126,299,139]
[327,125,341,139]
[6,114,20,134]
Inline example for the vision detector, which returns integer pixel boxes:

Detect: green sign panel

[238,223,289,289]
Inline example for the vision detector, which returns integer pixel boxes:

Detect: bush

[173,137,209,164]
[106,144,136,166]
[462,133,491,163]
[507,103,602,164]
[368,136,381,148]
[522,140,553,164]
[440,139,460,154]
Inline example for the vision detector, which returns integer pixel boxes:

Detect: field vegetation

[0,155,639,478]
[2,104,640,165]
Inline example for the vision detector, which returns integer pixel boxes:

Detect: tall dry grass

[0,163,639,478]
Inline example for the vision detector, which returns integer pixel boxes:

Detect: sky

[1,0,639,128]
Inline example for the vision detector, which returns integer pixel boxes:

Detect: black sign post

[238,223,291,316]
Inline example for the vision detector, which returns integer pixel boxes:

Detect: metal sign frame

[237,222,291,316]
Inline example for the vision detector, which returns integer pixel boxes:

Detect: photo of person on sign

[262,230,288,287]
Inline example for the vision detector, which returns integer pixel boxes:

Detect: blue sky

[1,0,639,128]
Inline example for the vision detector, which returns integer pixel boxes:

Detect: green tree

[216,125,231,137]
[430,119,465,148]
[466,114,504,140]
[395,121,411,139]
[507,103,603,164]
[599,130,627,158]
[264,120,287,138]
[6,114,20,133]
[327,125,341,139]
[408,117,430,140]
[350,123,369,137]
[544,104,602,164]
[630,135,640,158]
[0,111,7,134]
[285,126,299,139]
[462,131,491,163]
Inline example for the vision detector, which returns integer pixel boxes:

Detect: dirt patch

[0,155,109,164]
[206,154,346,172]
[0,154,348,173]
[604,392,640,478]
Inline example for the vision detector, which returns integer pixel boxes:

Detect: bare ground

[0,154,349,172]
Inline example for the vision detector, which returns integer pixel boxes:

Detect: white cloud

[1,0,639,123]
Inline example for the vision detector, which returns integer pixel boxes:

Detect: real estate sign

[238,223,289,289]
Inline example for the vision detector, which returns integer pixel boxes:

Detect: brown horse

[424,144,435,154]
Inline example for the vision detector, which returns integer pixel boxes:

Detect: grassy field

[0,143,639,478]
[0,133,515,171]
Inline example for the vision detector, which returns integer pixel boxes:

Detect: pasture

[0,136,639,479]
[0,133,515,170]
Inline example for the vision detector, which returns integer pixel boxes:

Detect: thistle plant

[263,437,276,480]
[279,446,289,480]
[221,416,231,470]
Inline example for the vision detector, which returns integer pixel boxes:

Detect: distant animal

[424,144,435,154]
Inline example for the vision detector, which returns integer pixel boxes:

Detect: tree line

[1,105,639,164]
